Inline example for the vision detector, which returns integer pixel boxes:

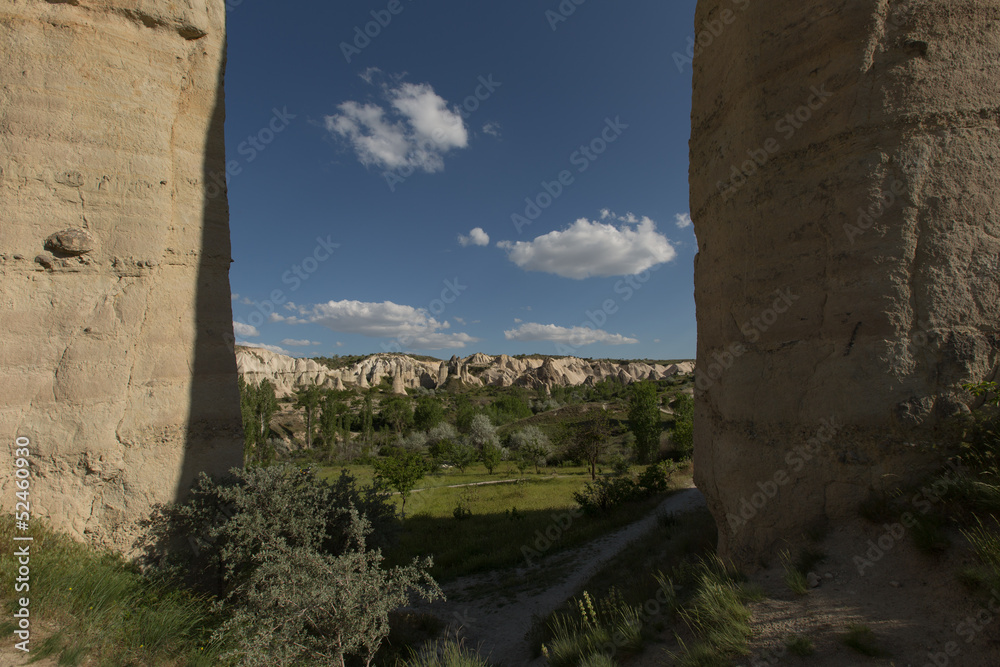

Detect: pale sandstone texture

[691,0,1000,563]
[236,347,694,396]
[0,0,241,549]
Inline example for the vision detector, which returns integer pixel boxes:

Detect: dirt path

[417,486,707,666]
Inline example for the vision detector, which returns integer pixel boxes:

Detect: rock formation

[690,0,1000,564]
[235,347,693,396]
[0,1,241,549]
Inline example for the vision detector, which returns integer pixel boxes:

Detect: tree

[455,396,479,433]
[294,385,323,449]
[467,414,497,450]
[413,395,445,431]
[628,381,661,464]
[360,393,375,448]
[574,408,613,480]
[379,395,414,436]
[373,450,427,519]
[239,377,278,465]
[481,442,502,475]
[449,442,477,473]
[509,426,552,474]
[485,393,533,425]
[319,392,353,460]
[670,393,694,457]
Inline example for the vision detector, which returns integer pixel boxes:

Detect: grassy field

[317,461,693,582]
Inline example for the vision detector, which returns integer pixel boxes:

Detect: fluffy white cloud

[458,227,490,247]
[237,341,290,355]
[326,79,468,174]
[233,321,259,337]
[504,323,639,346]
[498,216,676,279]
[675,212,693,229]
[281,339,321,347]
[482,121,501,137]
[278,300,478,351]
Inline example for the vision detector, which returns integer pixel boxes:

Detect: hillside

[235,346,695,397]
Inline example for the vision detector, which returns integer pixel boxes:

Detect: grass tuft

[841,624,888,657]
[784,634,814,656]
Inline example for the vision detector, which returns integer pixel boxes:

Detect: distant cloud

[498,215,676,279]
[281,339,322,347]
[240,297,255,306]
[237,341,290,356]
[274,299,479,351]
[675,212,692,229]
[231,293,239,301]
[482,121,501,138]
[233,321,259,337]
[325,78,468,174]
[336,341,345,347]
[504,323,639,346]
[458,227,490,247]
[514,318,523,323]
[453,317,466,325]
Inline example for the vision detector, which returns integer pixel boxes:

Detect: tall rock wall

[690,0,1000,563]
[0,0,242,549]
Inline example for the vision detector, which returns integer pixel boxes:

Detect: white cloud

[458,227,490,247]
[240,297,255,306]
[231,293,239,301]
[326,79,468,174]
[482,121,501,138]
[453,317,466,325]
[675,212,693,229]
[514,318,523,323]
[281,339,322,347]
[498,215,676,279]
[233,321,259,337]
[504,323,639,346]
[279,299,479,351]
[336,341,345,347]
[237,341,290,356]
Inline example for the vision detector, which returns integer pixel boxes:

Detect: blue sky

[226,0,698,360]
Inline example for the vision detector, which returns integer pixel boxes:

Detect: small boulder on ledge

[44,228,95,256]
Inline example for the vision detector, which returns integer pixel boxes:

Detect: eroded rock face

[690,1,1000,564]
[0,0,241,549]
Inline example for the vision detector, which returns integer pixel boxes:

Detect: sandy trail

[418,486,707,665]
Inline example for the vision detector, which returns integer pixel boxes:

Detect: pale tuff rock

[0,0,241,550]
[690,0,1000,565]
[236,347,692,395]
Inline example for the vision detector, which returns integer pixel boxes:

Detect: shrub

[574,476,643,516]
[218,511,441,667]
[139,465,432,665]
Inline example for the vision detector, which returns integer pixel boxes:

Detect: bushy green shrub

[217,511,441,667]
[139,464,433,665]
[574,463,676,515]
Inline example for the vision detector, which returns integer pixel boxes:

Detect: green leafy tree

[481,442,502,475]
[360,393,375,447]
[319,392,353,460]
[449,442,478,473]
[413,395,445,431]
[294,385,323,449]
[574,408,613,480]
[239,377,278,465]
[455,396,480,433]
[379,395,414,436]
[373,450,427,518]
[628,381,661,464]
[485,392,533,425]
[670,393,695,457]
